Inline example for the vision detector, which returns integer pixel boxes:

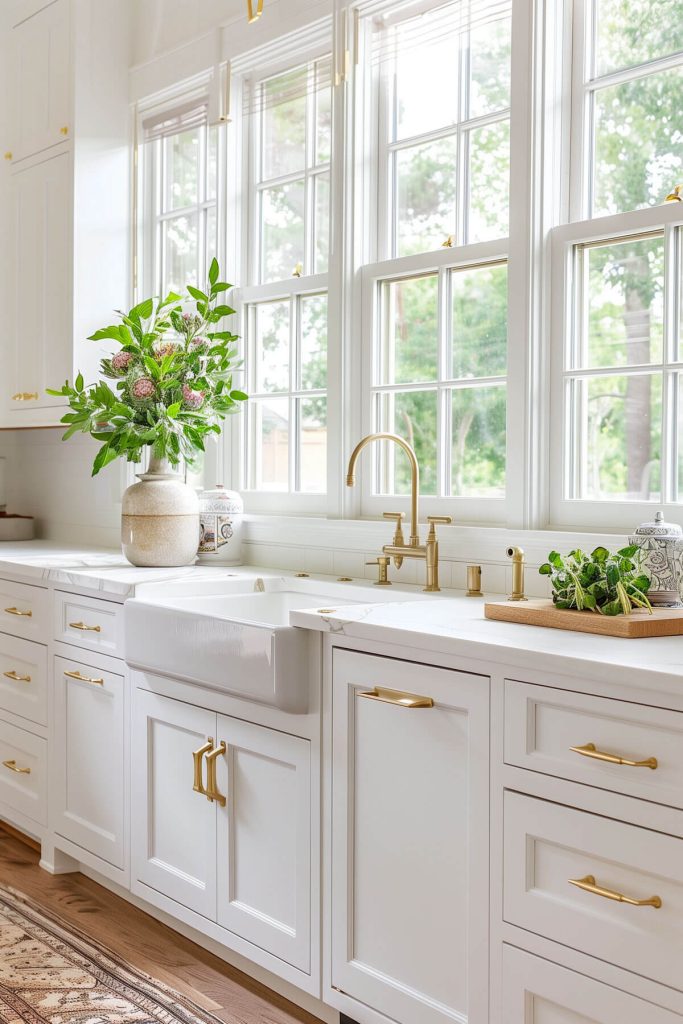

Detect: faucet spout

[346,433,421,546]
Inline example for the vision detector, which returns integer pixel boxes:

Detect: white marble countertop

[290,597,683,697]
[0,541,242,598]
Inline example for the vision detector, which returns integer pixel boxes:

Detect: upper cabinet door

[4,149,71,416]
[330,649,490,1024]
[131,690,217,920]
[215,716,312,974]
[10,0,70,164]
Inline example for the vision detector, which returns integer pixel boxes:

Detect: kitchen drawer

[0,579,49,642]
[0,719,46,826]
[0,634,47,726]
[504,792,683,992]
[54,590,123,657]
[505,679,683,808]
[502,945,683,1023]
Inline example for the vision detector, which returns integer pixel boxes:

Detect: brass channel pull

[205,742,227,806]
[569,874,662,909]
[4,607,32,617]
[64,669,104,686]
[11,392,39,401]
[570,742,657,770]
[358,686,434,709]
[193,739,213,797]
[69,621,102,633]
[3,759,30,775]
[3,670,31,683]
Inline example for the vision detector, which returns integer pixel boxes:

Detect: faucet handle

[383,511,406,545]
[382,512,405,522]
[427,515,452,537]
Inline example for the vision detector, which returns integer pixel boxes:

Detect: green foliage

[46,260,247,476]
[539,546,652,616]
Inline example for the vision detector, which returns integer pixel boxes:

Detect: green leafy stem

[539,545,652,616]
[47,258,247,476]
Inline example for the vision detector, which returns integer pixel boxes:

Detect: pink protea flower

[153,340,178,360]
[189,336,208,353]
[131,377,156,401]
[182,383,205,409]
[111,351,133,374]
[182,312,193,322]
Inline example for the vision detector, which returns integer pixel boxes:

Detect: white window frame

[549,0,683,530]
[229,24,335,515]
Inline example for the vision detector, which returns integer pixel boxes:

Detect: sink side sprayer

[346,433,451,592]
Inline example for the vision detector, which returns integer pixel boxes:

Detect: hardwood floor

[0,826,325,1024]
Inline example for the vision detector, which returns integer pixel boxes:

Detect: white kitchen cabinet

[0,0,129,427]
[502,945,683,1023]
[330,648,490,1024]
[52,654,125,868]
[9,0,70,164]
[4,149,71,417]
[132,688,312,974]
[215,714,311,972]
[132,690,217,919]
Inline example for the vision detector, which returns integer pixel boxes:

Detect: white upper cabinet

[330,649,490,1024]
[9,0,70,164]
[0,0,130,427]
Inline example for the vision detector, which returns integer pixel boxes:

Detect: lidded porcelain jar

[629,510,683,607]
[197,484,243,565]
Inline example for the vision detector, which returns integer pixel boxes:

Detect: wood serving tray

[484,598,683,638]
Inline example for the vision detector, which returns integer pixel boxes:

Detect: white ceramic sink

[125,573,437,711]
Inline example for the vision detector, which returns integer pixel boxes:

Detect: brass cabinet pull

[69,621,102,633]
[192,738,213,796]
[570,742,657,770]
[3,152,12,161]
[3,670,31,683]
[205,742,227,806]
[2,759,30,775]
[11,393,39,401]
[569,874,661,909]
[4,607,32,617]
[59,126,69,135]
[63,669,104,686]
[358,686,434,709]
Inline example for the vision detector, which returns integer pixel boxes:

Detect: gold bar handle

[193,739,213,796]
[11,393,39,401]
[3,759,30,775]
[3,670,31,683]
[63,669,104,687]
[358,686,434,709]
[569,874,661,909]
[205,742,227,806]
[69,621,102,633]
[570,742,657,770]
[4,607,32,617]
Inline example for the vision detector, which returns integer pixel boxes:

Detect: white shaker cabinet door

[52,655,125,868]
[215,715,311,973]
[132,690,217,920]
[502,945,683,1024]
[330,649,490,1024]
[10,0,70,163]
[5,149,71,419]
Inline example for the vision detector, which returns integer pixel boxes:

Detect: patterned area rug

[0,883,226,1024]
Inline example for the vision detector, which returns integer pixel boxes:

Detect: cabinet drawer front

[505,679,683,808]
[0,719,46,826]
[502,945,683,1023]
[0,634,47,726]
[504,792,683,991]
[0,579,48,641]
[53,656,125,868]
[54,591,123,657]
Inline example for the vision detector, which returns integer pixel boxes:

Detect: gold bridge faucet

[346,433,452,592]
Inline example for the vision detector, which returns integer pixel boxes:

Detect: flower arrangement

[48,259,246,476]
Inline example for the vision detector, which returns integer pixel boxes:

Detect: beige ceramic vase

[121,456,199,567]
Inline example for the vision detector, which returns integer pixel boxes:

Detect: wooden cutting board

[484,599,683,638]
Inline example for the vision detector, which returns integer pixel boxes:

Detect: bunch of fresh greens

[539,546,652,616]
[47,258,246,476]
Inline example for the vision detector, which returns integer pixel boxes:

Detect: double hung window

[237,51,332,509]
[552,0,683,527]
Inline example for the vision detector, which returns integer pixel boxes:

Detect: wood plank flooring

[0,826,325,1024]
